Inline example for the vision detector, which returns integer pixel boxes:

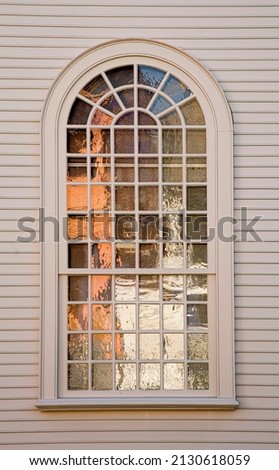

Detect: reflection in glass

[116,243,135,268]
[188,363,209,390]
[186,275,207,301]
[115,157,134,182]
[139,275,159,301]
[139,129,158,154]
[163,304,184,330]
[139,334,160,359]
[162,129,182,154]
[139,215,159,240]
[67,185,87,211]
[91,156,111,182]
[92,333,112,360]
[187,186,207,211]
[68,98,92,125]
[115,363,136,390]
[100,94,121,114]
[138,112,156,125]
[92,304,112,330]
[92,363,112,390]
[164,363,184,390]
[139,186,158,210]
[163,214,183,240]
[187,333,208,360]
[91,109,113,125]
[140,363,160,390]
[91,214,112,240]
[115,275,136,301]
[138,65,165,88]
[68,244,88,268]
[162,185,183,211]
[91,275,112,301]
[138,88,154,108]
[115,129,134,153]
[68,215,88,240]
[187,157,207,182]
[116,215,136,240]
[140,243,159,268]
[186,129,206,154]
[92,243,112,268]
[68,304,88,331]
[139,157,158,182]
[67,129,87,153]
[180,98,205,125]
[139,304,160,330]
[187,244,207,269]
[163,275,183,301]
[163,334,184,360]
[68,333,88,360]
[80,75,109,103]
[163,243,183,269]
[116,112,134,125]
[68,363,88,390]
[115,186,135,211]
[187,304,208,329]
[160,110,181,125]
[187,214,207,240]
[68,276,88,301]
[150,96,171,115]
[115,333,136,360]
[90,129,110,154]
[67,157,87,182]
[115,304,136,330]
[162,75,191,103]
[118,88,134,108]
[91,185,111,211]
[106,65,133,88]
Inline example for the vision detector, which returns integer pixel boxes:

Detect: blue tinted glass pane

[162,75,192,103]
[150,96,171,115]
[138,66,165,88]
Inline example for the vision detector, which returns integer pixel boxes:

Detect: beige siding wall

[0,0,279,449]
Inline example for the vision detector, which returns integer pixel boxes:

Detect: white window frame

[37,39,238,410]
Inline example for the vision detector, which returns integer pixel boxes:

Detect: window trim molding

[37,39,238,410]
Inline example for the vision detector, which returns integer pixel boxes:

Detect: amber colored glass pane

[91,275,112,301]
[139,304,160,330]
[163,157,183,183]
[163,243,184,269]
[187,304,208,329]
[92,304,112,330]
[139,186,158,210]
[115,129,134,154]
[91,109,113,125]
[139,333,160,360]
[163,214,183,240]
[138,65,165,88]
[138,88,154,108]
[186,214,207,240]
[162,129,182,154]
[164,363,184,390]
[92,333,112,360]
[91,157,111,182]
[115,275,136,301]
[68,363,88,390]
[180,98,205,125]
[115,159,134,182]
[68,98,92,125]
[67,129,87,154]
[92,243,112,268]
[67,215,88,240]
[90,185,111,211]
[115,304,136,330]
[91,214,112,240]
[106,66,134,87]
[187,157,207,182]
[118,89,134,108]
[68,304,88,331]
[90,129,110,154]
[140,363,160,390]
[187,186,207,211]
[68,333,88,360]
[68,276,88,301]
[162,185,183,211]
[116,112,134,125]
[139,215,159,240]
[67,157,87,182]
[150,96,171,115]
[186,129,206,154]
[115,186,135,211]
[115,363,136,390]
[92,363,113,390]
[187,333,208,360]
[68,244,88,268]
[188,363,209,390]
[115,333,136,360]
[163,333,184,360]
[186,274,207,301]
[163,304,184,330]
[138,112,156,125]
[139,129,158,154]
[187,243,207,269]
[100,94,121,114]
[139,243,159,268]
[139,275,159,301]
[80,75,109,103]
[163,275,183,302]
[115,243,135,268]
[67,185,87,211]
[115,215,136,240]
[160,110,181,125]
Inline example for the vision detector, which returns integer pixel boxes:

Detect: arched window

[38,40,238,409]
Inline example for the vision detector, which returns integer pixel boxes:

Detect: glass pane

[139,129,158,154]
[67,185,87,211]
[186,275,207,301]
[68,304,88,331]
[68,363,88,390]
[163,333,184,360]
[139,157,158,182]
[92,243,112,268]
[91,185,111,211]
[139,275,159,301]
[80,75,109,103]
[162,185,183,211]
[115,333,136,360]
[163,275,183,301]
[187,186,207,211]
[115,243,135,268]
[118,89,134,108]
[68,215,88,240]
[139,243,159,268]
[186,129,206,154]
[115,186,135,211]
[162,129,182,154]
[67,157,87,182]
[92,363,112,390]
[100,94,121,114]
[163,243,184,269]
[115,215,136,240]
[138,65,165,88]
[163,214,183,240]
[68,98,92,124]
[115,275,136,301]
[115,129,134,154]
[91,214,112,240]
[90,129,110,154]
[138,88,154,108]
[140,363,160,390]
[68,244,88,268]
[139,186,158,210]
[91,109,113,126]
[187,333,208,360]
[115,363,136,390]
[187,157,207,182]
[187,304,208,329]
[163,160,182,182]
[106,65,134,87]
[115,157,134,182]
[68,276,88,301]
[139,304,160,330]
[91,156,111,182]
[150,96,171,115]
[138,112,156,125]
[180,98,205,125]
[68,333,88,360]
[91,275,112,301]
[163,304,184,330]
[92,333,112,359]
[162,75,191,103]
[92,304,112,330]
[187,244,207,269]
[67,129,87,154]
[164,363,184,390]
[187,214,207,240]
[139,215,159,240]
[139,333,160,359]
[188,363,209,390]
[160,110,181,125]
[116,112,134,125]
[115,304,136,330]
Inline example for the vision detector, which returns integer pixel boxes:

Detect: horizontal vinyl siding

[0,0,279,449]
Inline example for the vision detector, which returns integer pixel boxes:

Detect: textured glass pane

[139,275,159,301]
[139,215,159,240]
[115,333,136,360]
[100,94,121,114]
[160,110,181,125]
[92,333,112,360]
[68,215,88,240]
[115,275,136,301]
[163,214,183,240]
[162,185,183,211]
[118,89,134,108]
[92,304,112,330]
[162,75,191,103]
[163,166,182,183]
[139,157,158,182]
[163,333,184,360]
[186,129,206,154]
[139,129,158,154]
[138,65,165,88]
[68,98,92,125]
[106,66,133,87]
[163,304,184,330]
[180,98,205,125]
[80,75,109,103]
[187,186,207,211]
[139,186,158,210]
[187,333,208,360]
[187,244,207,269]
[68,244,88,268]
[68,333,88,360]
[164,363,184,390]
[162,129,182,154]
[115,159,134,182]
[150,96,171,115]
[188,363,209,390]
[116,215,136,240]
[138,88,154,108]
[91,156,111,182]
[91,214,112,240]
[115,129,134,153]
[68,363,88,390]
[91,185,111,211]
[140,363,160,390]
[187,275,207,301]
[68,304,88,331]
[163,243,184,269]
[116,304,136,330]
[115,243,135,268]
[138,112,156,126]
[92,363,112,390]
[139,304,160,330]
[91,275,112,301]
[187,158,207,182]
[68,276,88,301]
[67,157,87,182]
[140,243,159,269]
[90,129,110,154]
[92,243,112,268]
[67,185,87,211]
[115,186,135,211]
[139,333,160,359]
[115,363,136,390]
[67,129,87,154]
[116,112,134,125]
[187,214,207,240]
[163,275,183,301]
[187,304,208,329]
[91,110,113,126]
